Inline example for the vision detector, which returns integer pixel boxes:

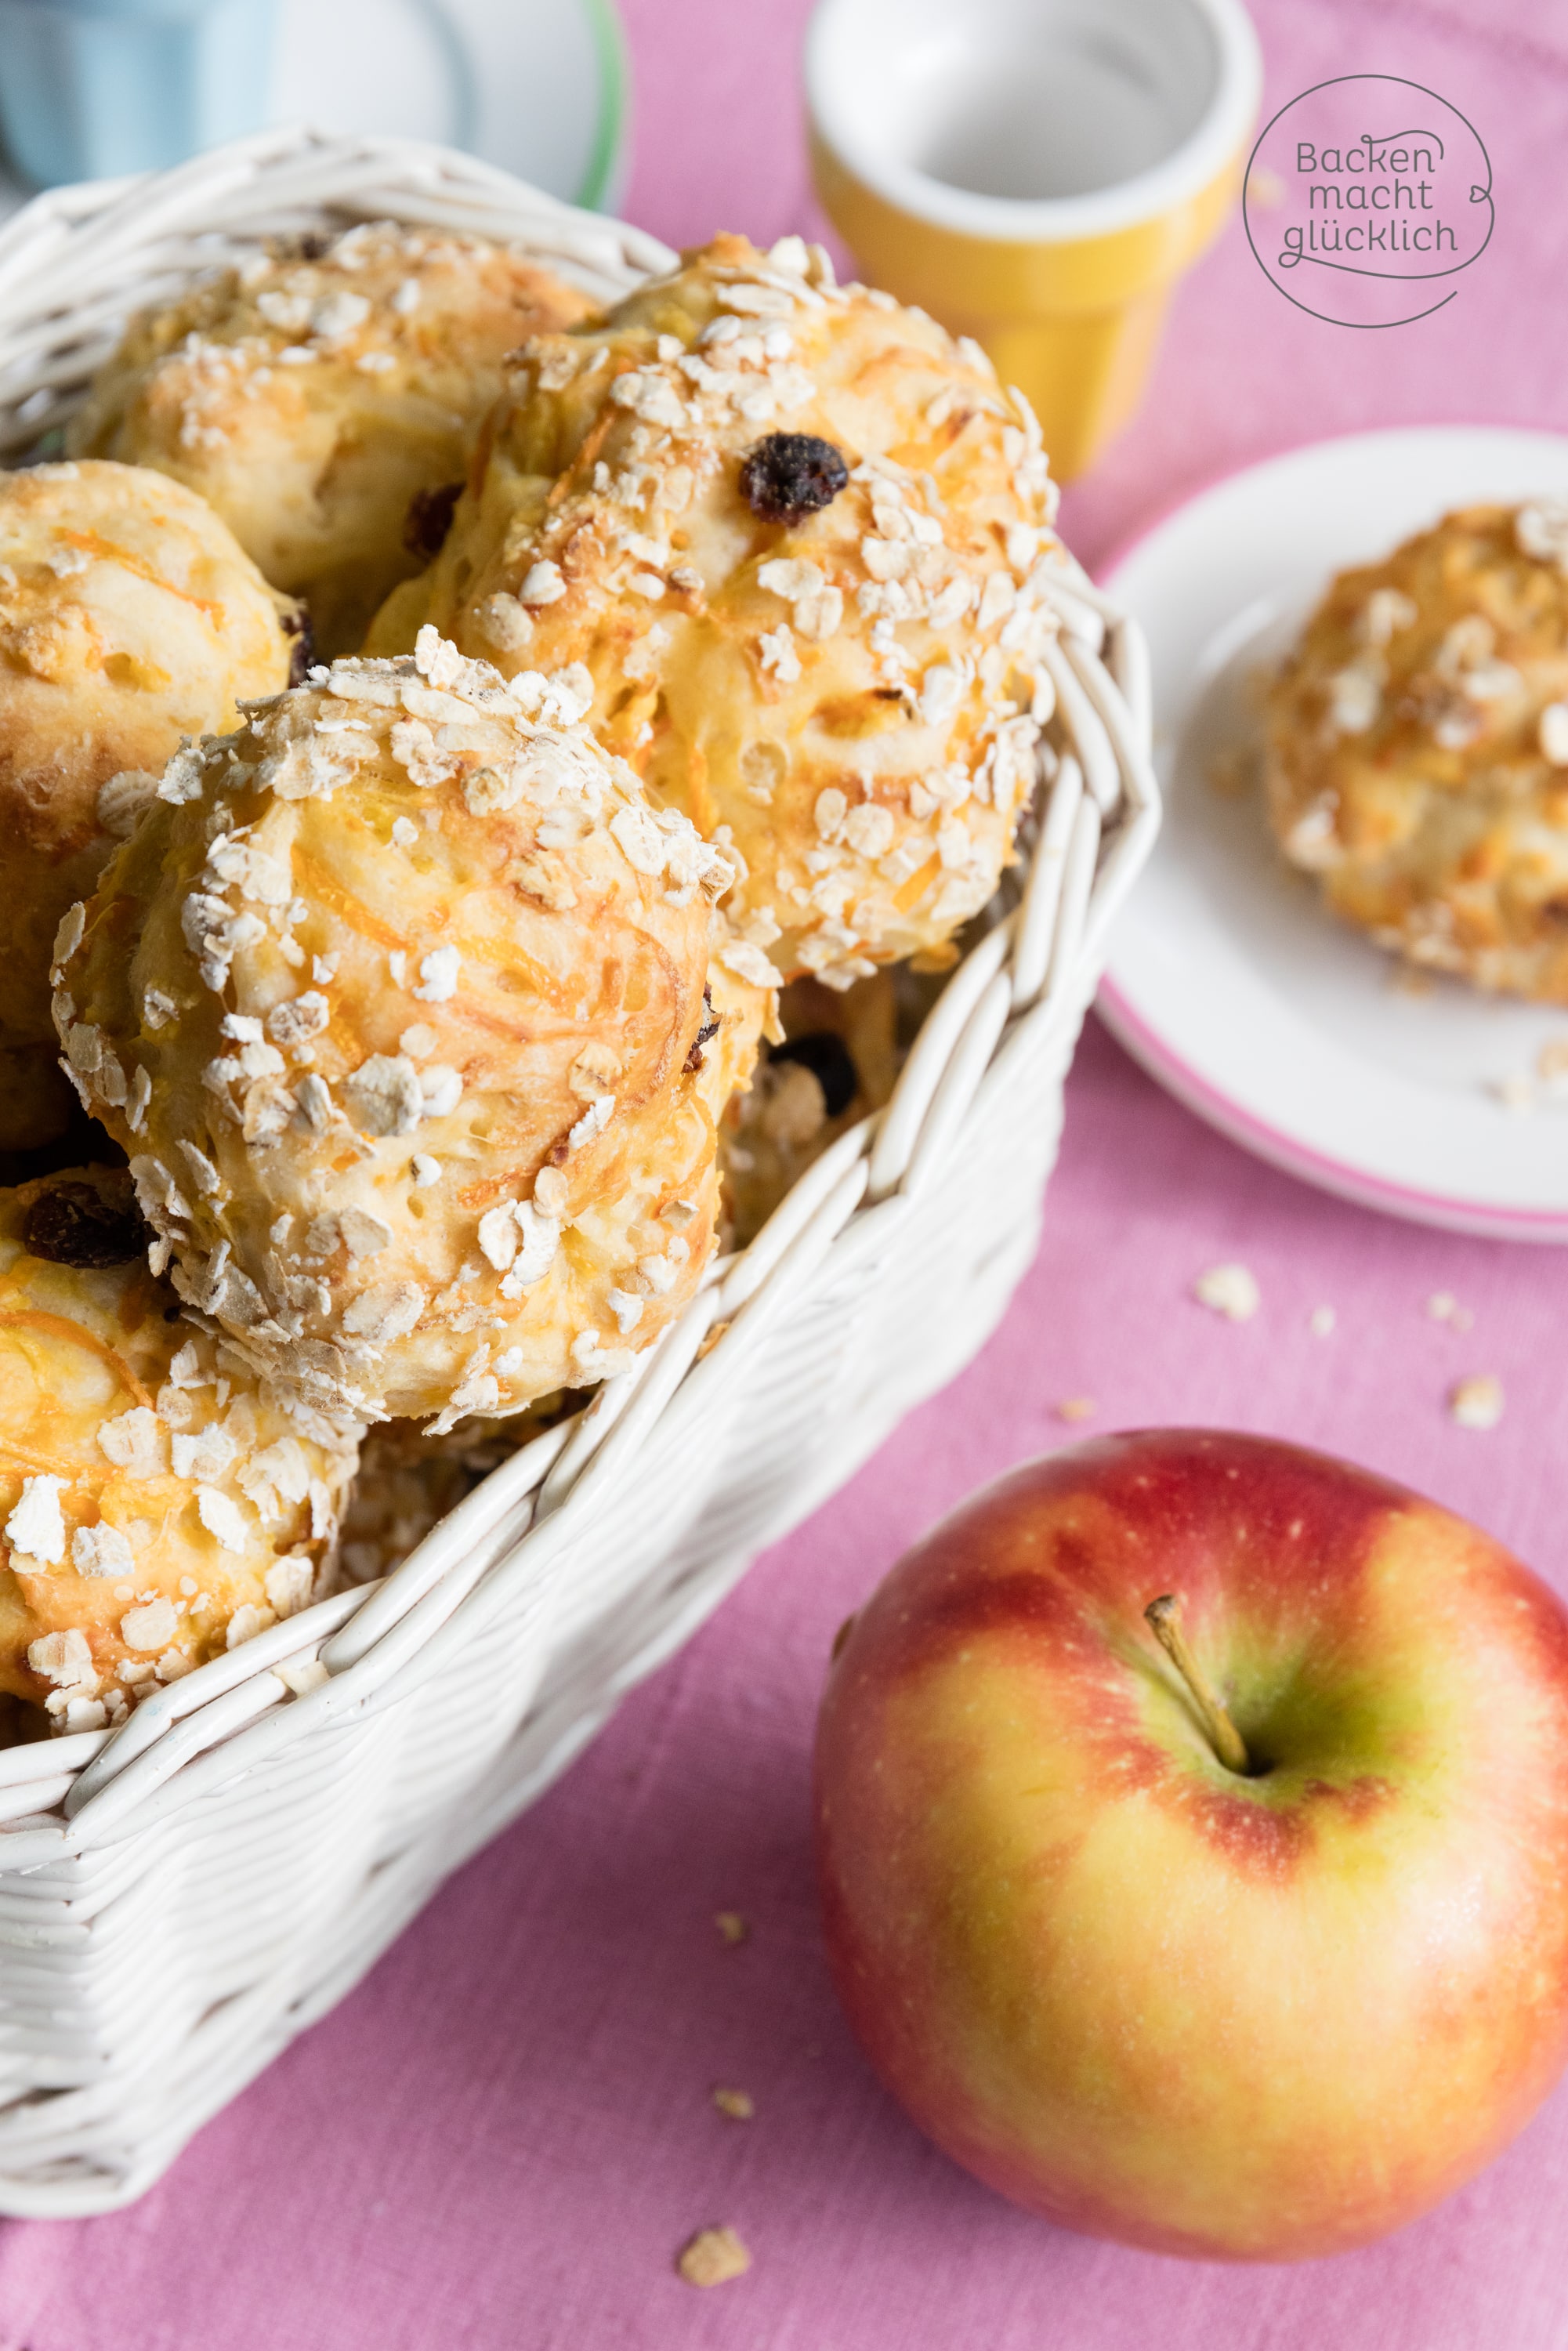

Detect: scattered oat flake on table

[712,2087,754,2121]
[1193,1263,1259,1323]
[677,2227,751,2288]
[1309,1306,1335,1337]
[1055,1396,1095,1423]
[1491,1071,1535,1114]
[715,1911,749,1946]
[1450,1375,1504,1430]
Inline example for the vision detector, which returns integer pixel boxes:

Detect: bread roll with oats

[0,1165,356,1736]
[0,459,300,1150]
[366,233,1063,989]
[54,630,770,1427]
[1266,501,1568,999]
[71,224,597,654]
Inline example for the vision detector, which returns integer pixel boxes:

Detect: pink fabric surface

[5,1,1568,2343]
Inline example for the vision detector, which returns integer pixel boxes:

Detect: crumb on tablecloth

[715,1911,749,1947]
[1309,1305,1335,1337]
[677,2226,751,2288]
[1449,1375,1504,1430]
[1055,1396,1096,1423]
[1193,1263,1260,1323]
[712,2087,754,2121]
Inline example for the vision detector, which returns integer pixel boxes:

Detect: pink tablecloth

[6,3,1568,2344]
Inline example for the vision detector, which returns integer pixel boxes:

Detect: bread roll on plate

[1267,500,1568,999]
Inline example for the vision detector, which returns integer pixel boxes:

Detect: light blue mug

[0,0,277,187]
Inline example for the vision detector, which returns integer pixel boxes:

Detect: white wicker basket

[0,126,1158,2214]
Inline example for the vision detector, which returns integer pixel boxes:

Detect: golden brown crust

[368,234,1064,987]
[1266,502,1568,998]
[0,1165,356,1731]
[71,224,597,653]
[55,631,770,1425]
[0,461,296,1147]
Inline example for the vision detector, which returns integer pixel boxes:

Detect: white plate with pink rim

[1095,424,1568,1243]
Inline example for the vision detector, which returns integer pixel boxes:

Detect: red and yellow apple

[815,1429,1568,2260]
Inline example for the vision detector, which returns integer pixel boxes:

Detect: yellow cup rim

[806,0,1262,248]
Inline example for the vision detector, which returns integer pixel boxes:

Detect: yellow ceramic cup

[806,0,1262,480]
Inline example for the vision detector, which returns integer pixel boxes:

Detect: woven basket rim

[0,130,1160,1870]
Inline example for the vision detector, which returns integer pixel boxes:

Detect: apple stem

[1144,1596,1251,1776]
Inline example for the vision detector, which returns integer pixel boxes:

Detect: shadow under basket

[0,125,1160,2213]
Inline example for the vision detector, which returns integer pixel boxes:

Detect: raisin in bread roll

[71,224,597,654]
[55,630,772,1426]
[0,1165,356,1734]
[0,460,300,1150]
[367,233,1064,989]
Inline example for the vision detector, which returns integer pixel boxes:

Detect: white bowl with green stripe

[273,0,630,211]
